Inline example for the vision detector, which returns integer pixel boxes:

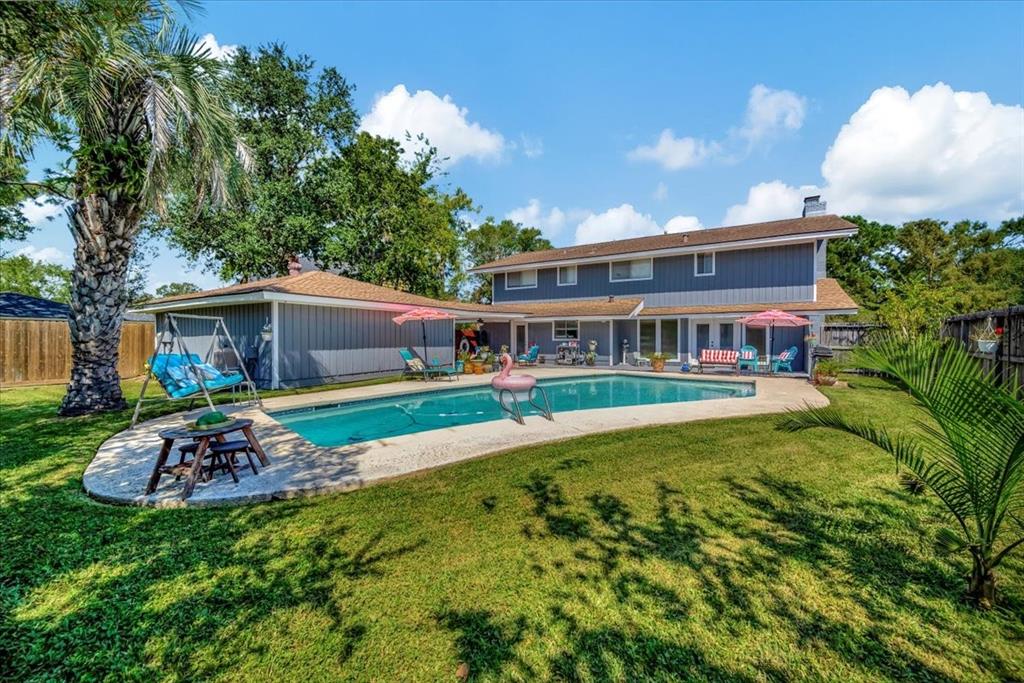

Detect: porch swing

[130,313,262,428]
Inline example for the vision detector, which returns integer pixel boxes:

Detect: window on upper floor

[505,269,537,289]
[609,258,653,282]
[553,320,579,340]
[694,252,715,277]
[557,265,577,286]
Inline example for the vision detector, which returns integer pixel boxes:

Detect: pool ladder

[497,386,554,425]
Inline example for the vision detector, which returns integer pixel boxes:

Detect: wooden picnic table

[145,418,270,500]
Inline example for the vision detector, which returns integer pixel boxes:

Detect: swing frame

[130,313,263,428]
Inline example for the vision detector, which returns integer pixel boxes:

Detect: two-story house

[471,197,859,372]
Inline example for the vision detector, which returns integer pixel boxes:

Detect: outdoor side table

[146,418,270,499]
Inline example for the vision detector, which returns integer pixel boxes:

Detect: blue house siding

[492,243,815,306]
[278,303,453,388]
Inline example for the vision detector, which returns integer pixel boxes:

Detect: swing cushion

[149,354,244,399]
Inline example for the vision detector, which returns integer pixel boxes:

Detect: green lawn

[1,377,1022,681]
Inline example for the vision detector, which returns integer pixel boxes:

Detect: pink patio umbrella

[392,307,456,361]
[735,309,811,371]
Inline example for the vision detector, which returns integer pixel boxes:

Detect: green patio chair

[737,345,759,374]
[399,348,457,381]
[771,346,799,374]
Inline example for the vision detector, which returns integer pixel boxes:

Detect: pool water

[269,374,755,447]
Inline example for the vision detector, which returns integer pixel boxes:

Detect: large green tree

[160,44,357,280]
[828,215,1022,329]
[309,132,474,298]
[0,255,72,302]
[161,46,473,298]
[1,0,249,415]
[463,217,553,302]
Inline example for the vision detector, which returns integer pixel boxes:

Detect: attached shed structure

[134,271,523,389]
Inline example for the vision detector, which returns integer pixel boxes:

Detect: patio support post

[608,320,613,366]
[271,300,280,389]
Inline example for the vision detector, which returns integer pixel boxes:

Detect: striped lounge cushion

[778,350,793,361]
[739,349,756,360]
[699,349,739,365]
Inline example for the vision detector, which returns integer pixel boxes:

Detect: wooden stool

[209,439,260,476]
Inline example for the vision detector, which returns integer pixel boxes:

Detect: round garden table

[145,418,270,500]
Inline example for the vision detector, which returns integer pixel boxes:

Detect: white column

[608,320,613,366]
[271,300,280,389]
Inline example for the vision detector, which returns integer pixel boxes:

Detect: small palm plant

[779,335,1024,608]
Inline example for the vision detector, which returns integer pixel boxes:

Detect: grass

[1,375,1022,681]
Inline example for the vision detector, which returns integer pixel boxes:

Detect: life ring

[458,338,471,354]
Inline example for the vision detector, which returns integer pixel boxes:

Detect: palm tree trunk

[967,552,996,609]
[58,193,138,416]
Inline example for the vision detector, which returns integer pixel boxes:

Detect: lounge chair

[399,348,457,381]
[697,348,739,374]
[629,352,651,367]
[737,345,759,374]
[771,346,799,374]
[148,353,245,400]
[517,345,540,366]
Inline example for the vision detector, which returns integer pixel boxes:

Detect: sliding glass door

[637,319,681,360]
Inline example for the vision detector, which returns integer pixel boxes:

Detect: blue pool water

[270,374,755,447]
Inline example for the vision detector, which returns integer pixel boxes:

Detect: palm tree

[1,0,249,415]
[779,336,1024,608]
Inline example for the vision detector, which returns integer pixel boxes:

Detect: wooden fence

[0,318,154,386]
[941,306,1024,391]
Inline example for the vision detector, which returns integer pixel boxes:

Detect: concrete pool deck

[83,369,829,508]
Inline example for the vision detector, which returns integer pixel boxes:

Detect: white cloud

[736,84,807,145]
[653,182,668,201]
[627,130,716,170]
[505,199,593,239]
[822,82,1023,218]
[15,244,71,265]
[724,83,1024,224]
[723,181,820,226]
[662,215,703,233]
[520,134,544,158]
[195,33,238,62]
[629,84,806,170]
[360,84,505,166]
[574,204,663,244]
[19,198,65,226]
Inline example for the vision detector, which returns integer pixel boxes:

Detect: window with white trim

[609,258,653,282]
[553,320,579,340]
[505,269,537,289]
[557,265,577,286]
[694,252,715,276]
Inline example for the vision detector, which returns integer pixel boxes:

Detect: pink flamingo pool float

[491,353,553,423]
[491,352,536,396]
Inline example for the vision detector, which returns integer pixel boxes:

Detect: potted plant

[971,321,1002,354]
[813,358,842,386]
[588,339,598,353]
[457,350,473,374]
[584,350,596,366]
[648,352,668,372]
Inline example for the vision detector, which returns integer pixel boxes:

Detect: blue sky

[8,1,1024,291]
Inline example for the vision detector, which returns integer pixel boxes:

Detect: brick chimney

[287,255,302,276]
[802,196,827,217]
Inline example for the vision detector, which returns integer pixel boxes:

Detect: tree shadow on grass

[1,480,424,681]
[508,465,1024,681]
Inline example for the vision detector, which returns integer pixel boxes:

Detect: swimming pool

[269,374,755,447]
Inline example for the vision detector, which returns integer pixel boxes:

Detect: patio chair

[399,348,458,381]
[629,352,651,367]
[771,346,799,374]
[737,345,759,374]
[517,345,540,366]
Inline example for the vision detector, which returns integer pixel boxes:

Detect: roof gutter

[133,290,529,319]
